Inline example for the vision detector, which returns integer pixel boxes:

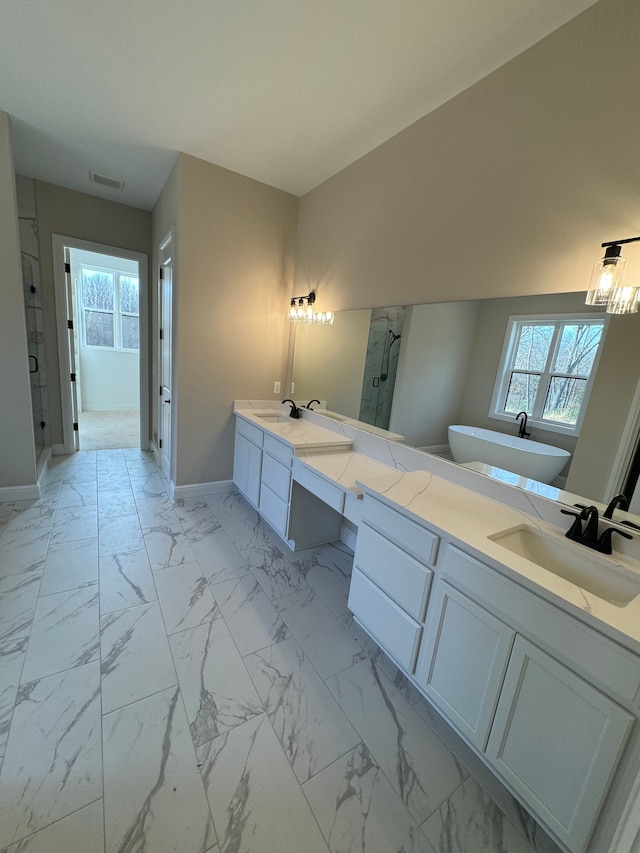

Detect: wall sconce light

[586,236,640,314]
[288,291,334,325]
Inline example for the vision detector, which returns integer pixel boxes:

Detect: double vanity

[233,400,640,853]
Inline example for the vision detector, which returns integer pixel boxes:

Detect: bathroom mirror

[291,291,640,520]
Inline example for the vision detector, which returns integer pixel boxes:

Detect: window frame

[79,264,140,353]
[489,313,608,436]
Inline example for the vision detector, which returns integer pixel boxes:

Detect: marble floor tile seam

[0,796,108,852]
[194,709,331,852]
[323,657,460,816]
[297,739,436,851]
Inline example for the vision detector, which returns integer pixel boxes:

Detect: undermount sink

[256,413,294,424]
[489,524,640,606]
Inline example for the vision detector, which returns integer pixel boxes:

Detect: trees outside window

[492,316,606,434]
[81,267,139,351]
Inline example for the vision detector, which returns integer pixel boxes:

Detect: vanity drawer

[236,417,264,447]
[294,465,345,514]
[362,496,439,567]
[348,568,422,672]
[355,523,432,621]
[264,434,293,466]
[259,484,288,538]
[261,453,291,502]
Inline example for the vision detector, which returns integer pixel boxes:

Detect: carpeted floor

[78,410,140,450]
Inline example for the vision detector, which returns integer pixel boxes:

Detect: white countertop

[234,401,640,652]
[294,449,399,495]
[355,468,640,653]
[234,408,353,452]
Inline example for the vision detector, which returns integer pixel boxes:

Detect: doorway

[53,236,149,454]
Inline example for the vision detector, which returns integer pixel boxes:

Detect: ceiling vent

[89,171,125,191]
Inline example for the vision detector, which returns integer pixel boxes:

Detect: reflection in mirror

[291,291,640,522]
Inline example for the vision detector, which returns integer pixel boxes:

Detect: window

[81,266,139,351]
[491,315,607,434]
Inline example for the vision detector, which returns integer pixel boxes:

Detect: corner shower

[358,307,405,430]
[17,176,50,473]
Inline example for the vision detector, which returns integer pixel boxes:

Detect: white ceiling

[0,0,599,210]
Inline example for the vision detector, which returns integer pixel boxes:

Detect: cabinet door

[233,432,262,508]
[414,580,514,750]
[486,636,633,853]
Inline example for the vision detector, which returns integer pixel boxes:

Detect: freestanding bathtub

[448,424,571,484]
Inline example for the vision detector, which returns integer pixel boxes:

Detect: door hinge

[159,328,164,340]
[73,422,79,431]
[159,439,163,449]
[70,373,76,382]
[67,319,73,330]
[30,285,36,294]
[40,420,46,430]
[159,385,163,395]
[159,267,164,279]
[64,262,71,274]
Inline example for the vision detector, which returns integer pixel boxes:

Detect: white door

[158,232,173,479]
[64,247,80,451]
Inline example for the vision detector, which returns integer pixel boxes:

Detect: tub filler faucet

[515,411,530,439]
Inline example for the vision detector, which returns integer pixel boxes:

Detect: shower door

[358,307,405,430]
[18,180,50,458]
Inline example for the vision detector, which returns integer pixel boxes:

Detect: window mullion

[532,323,561,419]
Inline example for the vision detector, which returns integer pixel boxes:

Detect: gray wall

[293,0,640,312]
[152,154,299,487]
[292,309,371,419]
[391,301,480,447]
[0,112,37,489]
[33,180,151,445]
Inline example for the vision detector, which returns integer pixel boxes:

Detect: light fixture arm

[290,290,316,306]
[601,236,640,249]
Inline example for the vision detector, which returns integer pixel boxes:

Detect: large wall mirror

[291,291,640,521]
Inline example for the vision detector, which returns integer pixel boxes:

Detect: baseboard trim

[340,521,358,552]
[0,483,41,502]
[52,444,67,456]
[419,443,450,454]
[173,480,234,500]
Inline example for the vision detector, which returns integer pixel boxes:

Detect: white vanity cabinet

[233,414,348,550]
[233,419,263,507]
[350,495,640,853]
[349,497,438,672]
[415,580,514,750]
[259,434,293,539]
[486,636,633,853]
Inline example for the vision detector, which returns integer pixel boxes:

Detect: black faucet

[306,399,321,410]
[515,411,530,439]
[281,399,301,419]
[603,493,629,519]
[561,505,633,554]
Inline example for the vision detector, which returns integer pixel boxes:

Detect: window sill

[488,411,579,438]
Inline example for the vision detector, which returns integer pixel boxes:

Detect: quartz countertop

[294,450,398,495]
[355,468,640,653]
[234,408,353,452]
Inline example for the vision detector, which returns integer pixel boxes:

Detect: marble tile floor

[0,449,563,853]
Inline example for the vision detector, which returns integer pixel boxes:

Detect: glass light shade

[586,254,627,305]
[606,284,640,315]
[289,301,297,321]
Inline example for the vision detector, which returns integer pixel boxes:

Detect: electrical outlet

[273,381,281,394]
